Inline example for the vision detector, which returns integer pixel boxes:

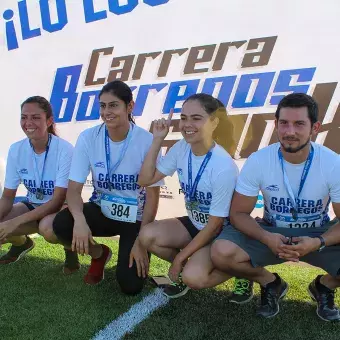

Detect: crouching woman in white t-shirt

[52,81,162,295]
[0,96,78,273]
[137,94,238,298]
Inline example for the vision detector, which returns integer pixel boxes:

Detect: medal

[187,200,199,211]
[290,207,298,221]
[36,188,44,200]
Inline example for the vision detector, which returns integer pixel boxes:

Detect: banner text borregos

[49,36,340,156]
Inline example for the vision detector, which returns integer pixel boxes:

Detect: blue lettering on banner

[270,68,316,105]
[18,0,41,40]
[50,65,82,123]
[134,84,167,116]
[232,72,275,108]
[108,0,138,15]
[83,0,107,23]
[40,0,68,33]
[201,76,236,106]
[49,65,316,122]
[2,0,169,51]
[163,80,200,113]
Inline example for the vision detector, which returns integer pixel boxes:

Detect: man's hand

[263,232,290,256]
[279,236,320,259]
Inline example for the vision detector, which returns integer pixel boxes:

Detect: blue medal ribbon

[105,124,133,190]
[187,148,213,205]
[278,144,314,220]
[30,134,52,200]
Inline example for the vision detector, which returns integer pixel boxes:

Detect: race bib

[275,214,321,228]
[190,209,209,226]
[186,200,209,228]
[101,194,137,223]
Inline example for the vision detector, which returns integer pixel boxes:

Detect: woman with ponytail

[0,96,78,273]
[137,93,240,298]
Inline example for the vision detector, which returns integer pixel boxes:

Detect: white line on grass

[93,288,169,340]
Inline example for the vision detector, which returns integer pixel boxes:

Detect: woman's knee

[138,222,159,249]
[182,266,210,290]
[52,208,74,244]
[210,240,240,268]
[116,269,145,295]
[38,219,58,244]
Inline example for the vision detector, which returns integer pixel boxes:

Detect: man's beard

[280,137,310,153]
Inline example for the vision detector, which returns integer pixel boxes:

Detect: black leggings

[52,202,146,295]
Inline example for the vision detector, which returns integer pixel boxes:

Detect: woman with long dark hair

[52,81,162,295]
[0,96,78,274]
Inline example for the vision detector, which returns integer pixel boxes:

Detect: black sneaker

[162,277,190,299]
[308,275,340,322]
[230,278,254,304]
[256,273,289,318]
[63,248,81,275]
[0,236,35,264]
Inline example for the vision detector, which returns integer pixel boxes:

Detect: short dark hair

[99,80,135,124]
[275,93,318,125]
[21,96,57,135]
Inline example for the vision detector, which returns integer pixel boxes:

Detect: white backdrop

[1,0,339,218]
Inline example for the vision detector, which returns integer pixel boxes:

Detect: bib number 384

[101,194,137,223]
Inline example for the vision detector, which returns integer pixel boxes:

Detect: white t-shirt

[157,139,239,230]
[236,142,340,228]
[69,123,163,222]
[5,135,74,205]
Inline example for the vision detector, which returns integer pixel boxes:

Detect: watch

[315,235,326,252]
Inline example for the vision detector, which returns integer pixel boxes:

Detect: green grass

[0,238,339,340]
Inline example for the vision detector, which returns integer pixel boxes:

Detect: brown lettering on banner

[84,47,114,86]
[212,41,247,71]
[107,55,134,82]
[132,52,162,80]
[183,45,216,74]
[310,83,340,153]
[239,113,276,158]
[241,36,277,68]
[225,114,249,157]
[157,49,188,77]
[320,104,340,153]
[311,83,338,124]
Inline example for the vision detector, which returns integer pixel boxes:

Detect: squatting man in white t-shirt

[211,93,340,321]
